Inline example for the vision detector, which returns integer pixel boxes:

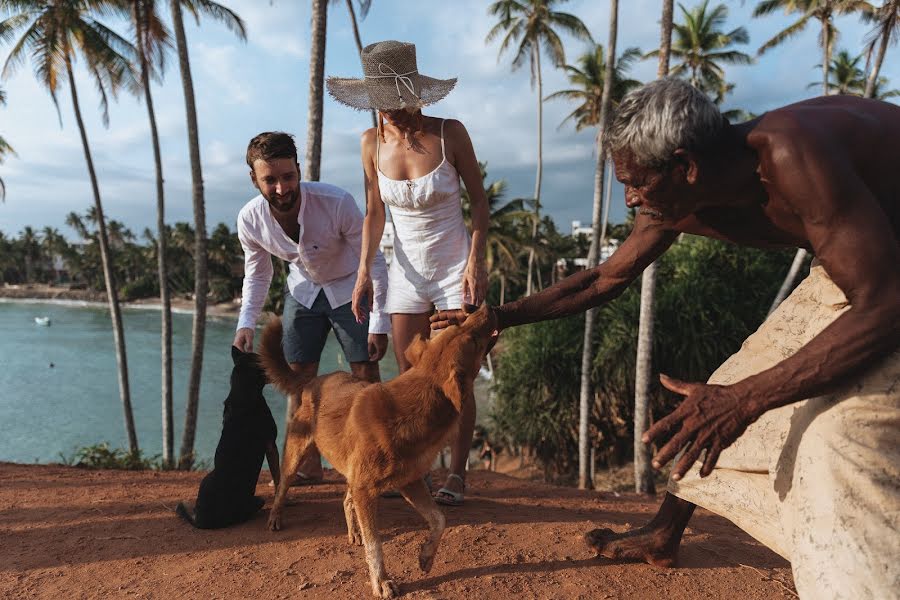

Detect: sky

[0,0,897,241]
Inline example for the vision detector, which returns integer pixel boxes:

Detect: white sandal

[433,473,465,506]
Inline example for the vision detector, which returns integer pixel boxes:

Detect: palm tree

[809,48,865,93]
[754,0,875,95]
[168,0,245,469]
[648,0,753,90]
[125,0,175,468]
[632,0,675,496]
[41,226,68,283]
[866,73,900,99]
[461,162,532,301]
[548,35,642,488]
[863,0,900,98]
[305,0,327,182]
[0,84,13,202]
[339,0,375,127]
[486,0,591,296]
[1,0,140,453]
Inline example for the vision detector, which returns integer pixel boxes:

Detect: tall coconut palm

[866,73,900,99]
[124,0,176,467]
[633,0,675,496]
[0,84,13,202]
[754,0,874,317]
[754,0,875,95]
[486,0,591,296]
[340,0,375,127]
[1,0,140,453]
[863,0,900,98]
[548,39,643,488]
[306,0,327,182]
[648,0,753,90]
[168,0,245,469]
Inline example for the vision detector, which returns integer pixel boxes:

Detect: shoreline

[0,283,242,320]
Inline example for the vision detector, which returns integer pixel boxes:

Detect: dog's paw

[267,512,282,532]
[376,579,399,598]
[418,547,435,574]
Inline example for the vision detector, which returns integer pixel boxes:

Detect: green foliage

[491,236,796,480]
[490,315,584,483]
[61,443,159,471]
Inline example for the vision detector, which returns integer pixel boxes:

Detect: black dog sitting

[176,346,280,529]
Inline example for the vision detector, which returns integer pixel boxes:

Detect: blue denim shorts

[282,290,370,364]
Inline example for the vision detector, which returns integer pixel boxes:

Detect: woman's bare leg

[390,312,431,373]
[392,312,474,500]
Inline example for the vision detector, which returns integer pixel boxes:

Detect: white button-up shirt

[236,182,389,334]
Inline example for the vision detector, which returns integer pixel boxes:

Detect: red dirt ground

[0,463,797,599]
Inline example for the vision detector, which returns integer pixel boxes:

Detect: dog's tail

[258,317,303,397]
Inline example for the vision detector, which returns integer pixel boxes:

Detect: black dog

[176,346,280,529]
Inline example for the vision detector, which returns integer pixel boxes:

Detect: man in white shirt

[233,131,390,482]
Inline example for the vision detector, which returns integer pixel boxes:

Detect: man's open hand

[643,374,759,481]
[368,333,388,362]
[429,303,478,331]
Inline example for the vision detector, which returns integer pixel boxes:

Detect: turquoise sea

[0,299,399,465]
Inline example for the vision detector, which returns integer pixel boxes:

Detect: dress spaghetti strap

[440,119,446,161]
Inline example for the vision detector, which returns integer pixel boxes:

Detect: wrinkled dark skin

[432,96,900,480]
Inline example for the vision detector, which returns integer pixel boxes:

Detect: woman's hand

[351,272,374,324]
[462,258,488,306]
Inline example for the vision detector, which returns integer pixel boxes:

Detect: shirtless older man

[432,78,900,598]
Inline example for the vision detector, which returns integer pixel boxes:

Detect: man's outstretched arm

[431,216,678,331]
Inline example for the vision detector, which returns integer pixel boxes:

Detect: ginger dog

[259,304,497,598]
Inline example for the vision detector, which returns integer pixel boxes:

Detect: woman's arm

[352,128,388,321]
[447,119,489,305]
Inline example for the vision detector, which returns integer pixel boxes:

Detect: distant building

[568,219,620,264]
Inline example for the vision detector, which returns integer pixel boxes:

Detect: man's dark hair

[246,131,298,169]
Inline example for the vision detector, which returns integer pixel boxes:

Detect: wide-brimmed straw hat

[326,40,457,112]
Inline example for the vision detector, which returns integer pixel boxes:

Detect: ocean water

[0,299,399,465]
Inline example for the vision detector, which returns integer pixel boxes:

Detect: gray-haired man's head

[604,77,724,168]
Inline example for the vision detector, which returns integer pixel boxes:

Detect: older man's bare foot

[585,492,696,567]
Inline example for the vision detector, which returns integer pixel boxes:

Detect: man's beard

[264,188,298,213]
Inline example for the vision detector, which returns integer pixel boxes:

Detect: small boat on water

[34,316,51,326]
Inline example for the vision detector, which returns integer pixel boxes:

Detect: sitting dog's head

[228,347,269,410]
[404,304,498,412]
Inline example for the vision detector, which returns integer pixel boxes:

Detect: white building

[569,220,620,263]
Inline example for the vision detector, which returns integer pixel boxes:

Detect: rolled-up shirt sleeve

[237,215,274,331]
[339,192,391,335]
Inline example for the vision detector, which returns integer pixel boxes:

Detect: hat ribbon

[366,63,420,106]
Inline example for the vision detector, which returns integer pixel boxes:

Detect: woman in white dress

[327,40,489,506]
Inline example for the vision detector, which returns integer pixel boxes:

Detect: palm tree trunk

[344,0,376,128]
[600,159,613,247]
[579,0,618,490]
[305,0,327,182]
[633,0,674,496]
[821,19,831,95]
[171,0,209,470]
[864,14,893,98]
[65,57,138,454]
[768,248,808,316]
[500,273,506,305]
[526,43,543,296]
[136,1,174,467]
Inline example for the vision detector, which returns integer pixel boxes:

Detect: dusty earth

[0,462,797,599]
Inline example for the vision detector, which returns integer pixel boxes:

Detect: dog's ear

[231,345,243,364]
[404,334,428,367]
[441,367,471,413]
